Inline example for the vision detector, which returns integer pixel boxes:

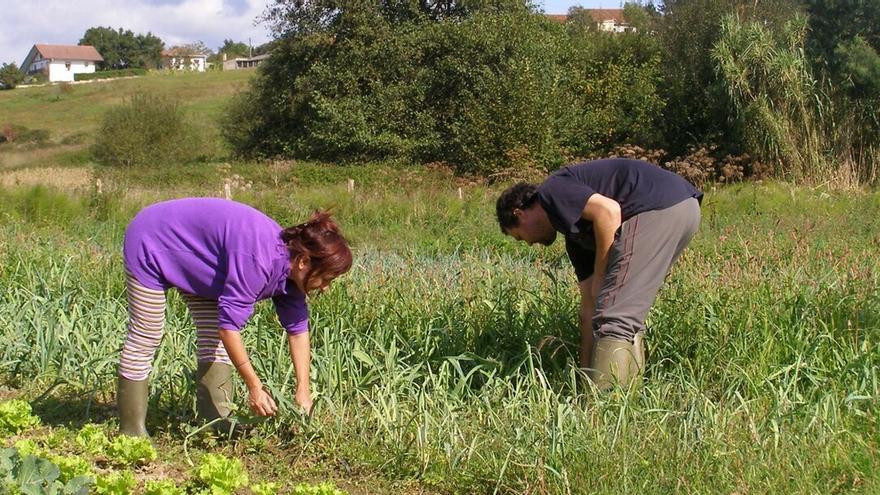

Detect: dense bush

[0,62,24,89]
[655,0,801,156]
[74,68,147,81]
[93,92,200,167]
[222,8,663,174]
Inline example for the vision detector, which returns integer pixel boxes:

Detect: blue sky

[0,0,620,67]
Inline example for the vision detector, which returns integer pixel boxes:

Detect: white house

[21,44,103,82]
[546,9,634,33]
[160,47,208,72]
[222,53,269,71]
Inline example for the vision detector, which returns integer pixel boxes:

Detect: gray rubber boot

[195,361,234,432]
[589,335,644,391]
[117,376,150,437]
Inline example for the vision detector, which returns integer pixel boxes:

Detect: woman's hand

[295,389,313,414]
[247,386,278,416]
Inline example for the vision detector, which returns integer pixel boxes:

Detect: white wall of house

[164,56,206,72]
[44,60,96,82]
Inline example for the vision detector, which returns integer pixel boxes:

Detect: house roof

[545,9,627,24]
[588,9,626,23]
[32,44,103,62]
[228,54,270,62]
[162,47,208,58]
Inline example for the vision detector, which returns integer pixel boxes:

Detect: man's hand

[247,386,278,416]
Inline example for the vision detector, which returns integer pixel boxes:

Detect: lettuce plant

[194,453,248,495]
[94,470,136,495]
[145,479,187,495]
[0,400,40,436]
[291,482,346,495]
[107,435,157,466]
[250,481,280,495]
[75,424,109,456]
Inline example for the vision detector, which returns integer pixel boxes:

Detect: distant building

[222,53,270,71]
[161,47,208,72]
[546,9,634,33]
[21,44,103,82]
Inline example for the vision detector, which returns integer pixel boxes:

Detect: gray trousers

[589,197,701,389]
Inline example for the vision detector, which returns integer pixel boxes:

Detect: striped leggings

[119,273,232,381]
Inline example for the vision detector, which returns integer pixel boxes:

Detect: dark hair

[495,183,539,232]
[280,210,353,287]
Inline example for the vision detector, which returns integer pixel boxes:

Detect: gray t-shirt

[537,159,702,281]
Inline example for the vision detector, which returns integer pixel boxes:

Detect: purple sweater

[123,198,308,334]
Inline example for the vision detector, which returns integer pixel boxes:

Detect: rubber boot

[195,361,234,433]
[117,376,150,437]
[589,334,644,391]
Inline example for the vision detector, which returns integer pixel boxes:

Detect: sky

[0,0,621,67]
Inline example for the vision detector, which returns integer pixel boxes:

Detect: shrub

[222,8,664,175]
[93,92,201,167]
[0,124,50,145]
[0,62,24,89]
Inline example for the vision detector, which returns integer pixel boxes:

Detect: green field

[0,71,878,494]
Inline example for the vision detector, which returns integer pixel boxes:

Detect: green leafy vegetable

[107,435,157,466]
[94,470,136,495]
[0,400,40,436]
[194,453,248,495]
[75,424,109,455]
[291,481,347,495]
[250,481,280,495]
[145,479,186,495]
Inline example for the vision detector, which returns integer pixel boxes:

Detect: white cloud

[0,0,272,66]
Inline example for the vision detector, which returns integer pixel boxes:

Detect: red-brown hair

[280,210,352,287]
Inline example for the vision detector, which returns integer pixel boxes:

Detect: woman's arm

[218,329,278,416]
[288,332,313,413]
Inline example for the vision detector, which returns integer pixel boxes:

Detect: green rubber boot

[195,361,234,433]
[117,376,150,437]
[589,334,645,391]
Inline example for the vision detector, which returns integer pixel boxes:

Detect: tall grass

[1,181,878,493]
[714,14,878,186]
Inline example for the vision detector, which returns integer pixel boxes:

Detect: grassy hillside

[0,70,254,173]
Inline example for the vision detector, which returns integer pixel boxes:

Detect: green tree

[804,0,880,139]
[0,62,24,89]
[656,0,800,155]
[79,27,164,69]
[224,6,663,173]
[216,39,251,59]
[804,0,880,74]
